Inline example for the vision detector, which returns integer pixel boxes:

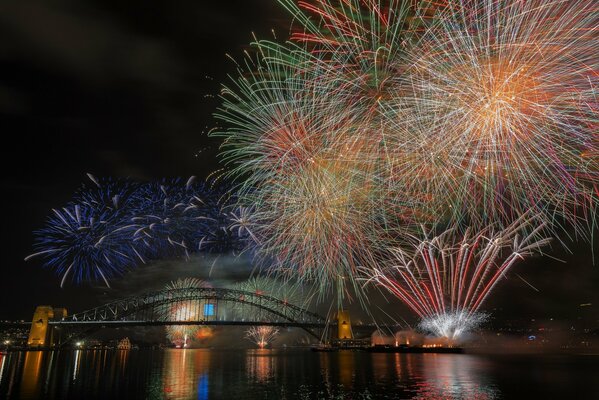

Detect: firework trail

[214,0,598,312]
[25,199,139,288]
[27,175,242,286]
[366,216,551,339]
[130,178,215,259]
[215,43,390,299]
[157,278,212,346]
[385,0,598,231]
[74,175,138,215]
[245,326,279,348]
[231,277,307,320]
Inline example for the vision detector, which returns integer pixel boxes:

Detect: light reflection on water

[0,349,596,399]
[246,349,276,384]
[161,348,210,399]
[20,352,43,399]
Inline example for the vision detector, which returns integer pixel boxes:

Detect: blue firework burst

[26,203,140,287]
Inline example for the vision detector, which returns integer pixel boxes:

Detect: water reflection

[1,349,592,399]
[116,350,129,376]
[71,350,80,381]
[161,349,210,400]
[1,352,20,398]
[246,349,276,383]
[197,373,209,400]
[416,355,499,399]
[20,352,44,399]
[0,353,7,385]
[369,353,499,399]
[336,351,354,388]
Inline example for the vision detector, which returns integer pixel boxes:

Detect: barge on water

[311,343,463,354]
[366,344,463,354]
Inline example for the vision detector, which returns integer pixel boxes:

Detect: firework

[199,190,246,255]
[245,326,279,348]
[366,216,551,339]
[214,0,598,305]
[130,178,214,259]
[280,0,424,118]
[27,175,241,287]
[25,175,145,287]
[131,178,243,258]
[25,203,139,288]
[385,0,598,231]
[236,276,305,305]
[232,276,307,320]
[74,174,139,215]
[194,327,214,341]
[228,206,260,247]
[158,278,212,345]
[165,277,210,291]
[418,311,488,341]
[214,43,390,298]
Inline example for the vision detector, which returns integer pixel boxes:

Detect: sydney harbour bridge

[11,287,394,348]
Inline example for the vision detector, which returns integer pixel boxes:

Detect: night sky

[0,0,597,326]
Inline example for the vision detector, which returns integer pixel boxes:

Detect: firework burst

[27,176,242,286]
[158,278,212,345]
[366,216,551,339]
[232,276,307,320]
[74,175,138,215]
[25,203,138,288]
[214,0,598,308]
[245,326,280,348]
[386,0,598,230]
[215,44,391,297]
[130,178,215,259]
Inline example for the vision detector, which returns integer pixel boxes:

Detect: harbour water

[0,349,597,399]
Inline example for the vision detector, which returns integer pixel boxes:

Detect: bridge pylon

[336,310,353,340]
[27,306,67,348]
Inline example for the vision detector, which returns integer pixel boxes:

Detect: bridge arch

[62,287,327,340]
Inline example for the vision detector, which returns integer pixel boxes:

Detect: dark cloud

[0,2,183,87]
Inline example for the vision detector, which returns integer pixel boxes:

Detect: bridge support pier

[336,310,353,340]
[27,306,67,348]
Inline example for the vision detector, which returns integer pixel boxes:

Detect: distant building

[117,337,132,350]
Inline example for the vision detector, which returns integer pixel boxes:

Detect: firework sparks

[366,216,551,339]
[214,0,598,304]
[130,178,219,259]
[386,0,598,230]
[27,176,241,286]
[158,278,212,346]
[25,203,138,288]
[214,43,390,297]
[418,311,488,342]
[245,326,280,348]
[232,277,307,320]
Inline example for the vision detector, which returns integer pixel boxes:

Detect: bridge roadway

[4,287,403,342]
[1,320,399,331]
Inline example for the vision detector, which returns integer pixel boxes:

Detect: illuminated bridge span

[50,287,327,341]
[24,288,400,347]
